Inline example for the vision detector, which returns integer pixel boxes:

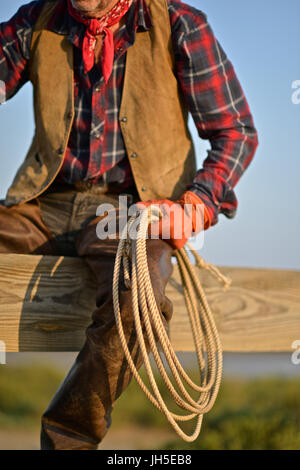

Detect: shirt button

[121,117,128,123]
[141,186,147,192]
[95,87,101,92]
[95,133,101,140]
[131,152,137,159]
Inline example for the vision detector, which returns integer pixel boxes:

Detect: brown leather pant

[0,185,174,450]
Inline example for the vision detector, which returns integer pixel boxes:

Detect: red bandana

[67,0,133,83]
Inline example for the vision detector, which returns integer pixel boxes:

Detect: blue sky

[0,0,299,269]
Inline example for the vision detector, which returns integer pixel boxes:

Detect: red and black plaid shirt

[0,0,258,225]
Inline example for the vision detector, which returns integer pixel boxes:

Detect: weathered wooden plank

[167,267,300,352]
[0,254,299,352]
[0,255,97,352]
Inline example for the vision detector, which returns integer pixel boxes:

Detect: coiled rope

[112,207,231,442]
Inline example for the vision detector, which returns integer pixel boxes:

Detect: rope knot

[187,243,232,291]
[195,256,207,269]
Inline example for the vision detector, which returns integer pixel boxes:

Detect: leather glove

[136,191,211,250]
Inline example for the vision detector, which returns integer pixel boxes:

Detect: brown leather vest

[5,0,196,206]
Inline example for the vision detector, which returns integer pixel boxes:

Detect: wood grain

[0,254,299,352]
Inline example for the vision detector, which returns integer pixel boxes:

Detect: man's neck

[72,0,120,19]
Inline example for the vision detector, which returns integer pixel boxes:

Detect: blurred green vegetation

[0,365,63,429]
[0,365,299,449]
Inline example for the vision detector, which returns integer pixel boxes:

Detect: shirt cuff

[187,171,238,226]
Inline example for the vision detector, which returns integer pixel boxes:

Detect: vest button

[67,111,72,119]
[57,146,64,155]
[141,186,147,192]
[130,152,137,159]
[121,117,128,123]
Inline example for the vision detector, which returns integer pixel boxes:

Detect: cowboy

[0,0,258,450]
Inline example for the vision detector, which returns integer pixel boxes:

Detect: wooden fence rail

[0,254,299,352]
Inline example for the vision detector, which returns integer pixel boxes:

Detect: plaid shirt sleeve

[0,1,43,102]
[168,0,259,225]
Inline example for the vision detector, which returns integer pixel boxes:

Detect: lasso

[112,206,231,442]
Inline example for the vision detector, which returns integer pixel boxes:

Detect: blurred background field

[0,353,299,450]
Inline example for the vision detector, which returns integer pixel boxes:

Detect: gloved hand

[136,191,211,250]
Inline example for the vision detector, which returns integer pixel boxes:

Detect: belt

[73,181,112,194]
[41,181,139,204]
